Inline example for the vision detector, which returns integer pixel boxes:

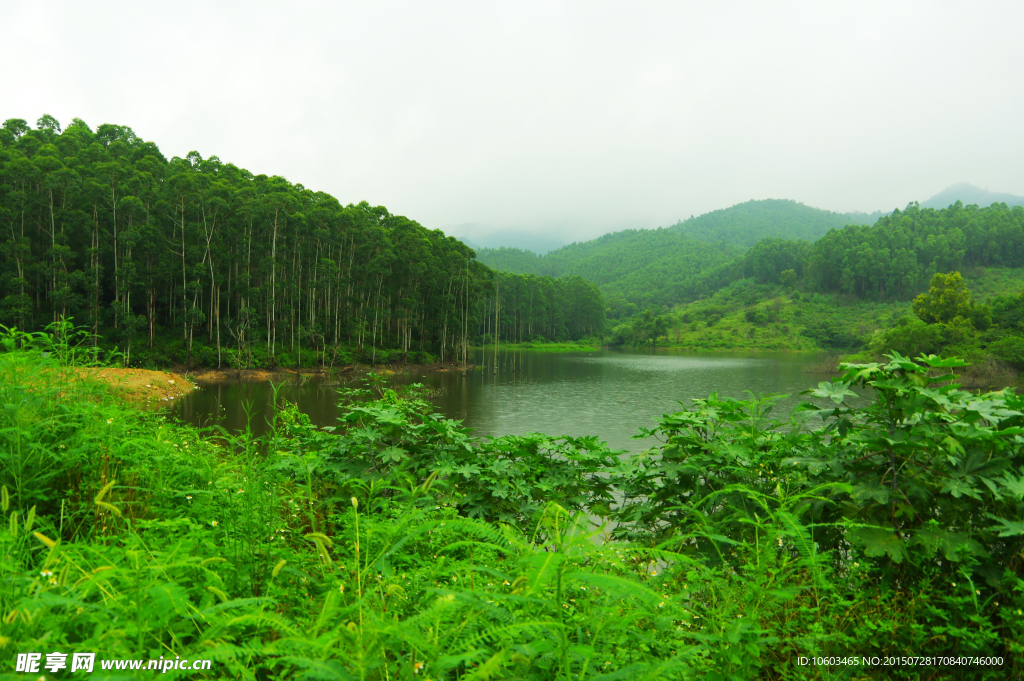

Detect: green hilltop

[668,198,878,247]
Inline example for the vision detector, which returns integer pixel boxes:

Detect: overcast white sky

[4,1,1023,244]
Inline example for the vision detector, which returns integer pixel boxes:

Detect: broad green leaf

[997,472,1024,502]
[380,445,408,463]
[910,525,986,561]
[916,354,969,368]
[849,527,907,563]
[851,480,890,505]
[941,479,983,500]
[986,514,1024,537]
[807,381,857,404]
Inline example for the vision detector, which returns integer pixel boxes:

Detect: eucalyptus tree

[0,115,606,367]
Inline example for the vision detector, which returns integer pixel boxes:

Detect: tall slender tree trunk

[493,274,499,374]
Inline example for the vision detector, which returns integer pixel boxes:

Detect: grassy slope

[656,266,1024,353]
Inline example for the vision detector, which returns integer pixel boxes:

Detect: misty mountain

[921,183,1024,210]
[452,228,567,255]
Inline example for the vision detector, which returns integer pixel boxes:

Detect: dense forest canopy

[763,201,1024,297]
[477,230,740,316]
[0,115,604,367]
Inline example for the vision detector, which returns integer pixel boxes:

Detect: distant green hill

[471,247,553,276]
[454,229,567,254]
[922,183,1024,210]
[668,198,874,247]
[475,198,873,314]
[477,230,741,313]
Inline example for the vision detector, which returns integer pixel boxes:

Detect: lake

[170,349,845,453]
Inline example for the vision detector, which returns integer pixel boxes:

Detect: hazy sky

[4,1,1023,244]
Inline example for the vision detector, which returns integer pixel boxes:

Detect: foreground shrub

[1,326,1021,679]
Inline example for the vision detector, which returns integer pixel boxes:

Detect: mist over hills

[468,184,1024,264]
[922,183,1024,210]
[452,227,567,255]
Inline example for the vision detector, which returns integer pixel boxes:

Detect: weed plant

[1,325,1022,679]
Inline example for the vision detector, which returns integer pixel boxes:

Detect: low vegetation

[2,325,1022,679]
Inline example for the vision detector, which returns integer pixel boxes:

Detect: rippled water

[171,349,842,453]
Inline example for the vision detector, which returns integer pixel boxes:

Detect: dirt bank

[76,367,197,404]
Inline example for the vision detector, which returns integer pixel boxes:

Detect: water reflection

[172,349,840,454]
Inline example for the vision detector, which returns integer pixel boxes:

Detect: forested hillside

[669,198,877,247]
[618,201,1024,329]
[739,201,1024,296]
[608,202,1024,369]
[478,232,740,316]
[477,198,879,317]
[0,116,603,368]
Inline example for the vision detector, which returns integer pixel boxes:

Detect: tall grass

[1,328,1021,679]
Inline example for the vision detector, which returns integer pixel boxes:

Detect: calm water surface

[171,349,839,453]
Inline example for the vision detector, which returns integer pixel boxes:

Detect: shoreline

[185,360,477,384]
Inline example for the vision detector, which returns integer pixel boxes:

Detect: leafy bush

[869,315,945,356]
[800,317,863,349]
[990,335,1024,370]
